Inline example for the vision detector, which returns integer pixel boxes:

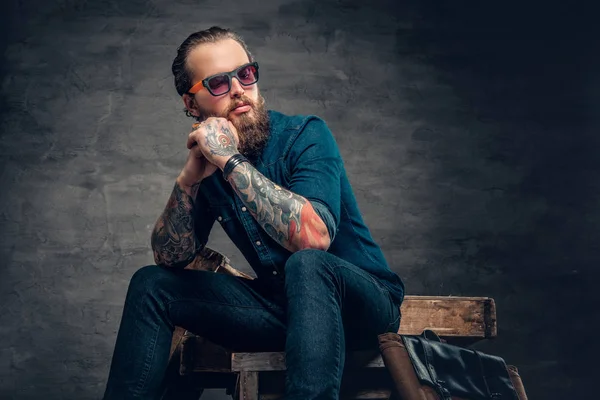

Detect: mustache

[226,96,255,114]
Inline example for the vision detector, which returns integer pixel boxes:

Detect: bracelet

[222,153,249,180]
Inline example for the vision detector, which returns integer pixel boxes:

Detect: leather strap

[222,153,249,180]
[474,350,494,397]
[474,350,511,399]
[417,336,452,400]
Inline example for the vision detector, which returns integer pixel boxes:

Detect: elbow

[312,232,331,251]
[150,232,196,268]
[295,242,330,253]
[152,252,173,268]
[311,214,333,251]
[154,257,193,270]
[151,248,195,269]
[292,234,330,252]
[291,221,332,252]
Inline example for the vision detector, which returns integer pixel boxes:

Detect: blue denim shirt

[194,110,405,305]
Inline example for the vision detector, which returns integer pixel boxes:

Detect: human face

[183,39,260,124]
[182,39,270,160]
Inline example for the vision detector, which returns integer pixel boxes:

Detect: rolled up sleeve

[286,117,343,243]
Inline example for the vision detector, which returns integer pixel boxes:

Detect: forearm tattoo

[228,162,328,252]
[151,182,201,266]
[204,123,238,158]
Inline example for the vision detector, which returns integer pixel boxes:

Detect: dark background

[1,0,598,399]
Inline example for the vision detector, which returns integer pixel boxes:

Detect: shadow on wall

[396,1,598,399]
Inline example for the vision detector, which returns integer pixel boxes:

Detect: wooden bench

[165,248,497,399]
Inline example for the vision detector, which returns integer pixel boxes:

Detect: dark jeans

[102,249,401,400]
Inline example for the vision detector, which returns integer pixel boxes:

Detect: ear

[182,93,200,117]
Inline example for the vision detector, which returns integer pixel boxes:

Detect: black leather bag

[378,330,528,400]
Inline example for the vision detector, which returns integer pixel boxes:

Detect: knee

[284,249,332,281]
[127,264,173,298]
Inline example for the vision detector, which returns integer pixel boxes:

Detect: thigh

[332,259,401,349]
[155,267,287,351]
[284,250,400,350]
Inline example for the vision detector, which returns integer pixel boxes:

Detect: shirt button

[242,207,247,212]
[255,240,262,246]
[272,270,278,275]
[217,216,223,222]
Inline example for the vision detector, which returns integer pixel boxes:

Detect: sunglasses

[187,62,260,96]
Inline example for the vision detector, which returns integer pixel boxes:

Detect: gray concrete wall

[1,0,597,399]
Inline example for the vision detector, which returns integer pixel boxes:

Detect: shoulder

[268,109,324,132]
[267,110,334,154]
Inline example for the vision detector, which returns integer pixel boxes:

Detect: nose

[229,77,245,98]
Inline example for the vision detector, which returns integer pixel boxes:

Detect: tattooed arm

[191,116,337,253]
[150,119,222,268]
[226,162,331,253]
[150,179,203,268]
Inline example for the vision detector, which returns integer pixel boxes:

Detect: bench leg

[161,350,204,400]
[237,372,259,400]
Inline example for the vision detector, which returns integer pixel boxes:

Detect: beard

[196,93,270,162]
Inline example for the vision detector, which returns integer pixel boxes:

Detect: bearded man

[102,26,405,400]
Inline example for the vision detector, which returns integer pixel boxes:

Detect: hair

[171,26,254,100]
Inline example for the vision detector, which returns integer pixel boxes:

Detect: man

[103,26,405,400]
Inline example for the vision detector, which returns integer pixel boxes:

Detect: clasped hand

[187,117,240,171]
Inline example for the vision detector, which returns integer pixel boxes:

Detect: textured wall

[0,0,597,399]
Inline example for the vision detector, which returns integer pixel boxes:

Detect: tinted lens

[207,75,230,95]
[237,64,258,85]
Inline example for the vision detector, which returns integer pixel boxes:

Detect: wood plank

[399,296,497,338]
[169,326,186,361]
[238,371,258,400]
[261,390,391,399]
[179,333,232,374]
[231,352,286,373]
[231,350,385,372]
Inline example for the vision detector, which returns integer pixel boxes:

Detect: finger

[192,145,205,158]
[227,121,239,141]
[186,132,197,150]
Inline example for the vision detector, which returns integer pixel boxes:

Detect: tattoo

[204,123,238,157]
[151,182,202,266]
[228,162,329,252]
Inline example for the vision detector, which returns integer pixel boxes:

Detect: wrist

[222,153,249,180]
[217,154,236,172]
[176,174,200,190]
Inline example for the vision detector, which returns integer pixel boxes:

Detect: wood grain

[261,390,391,399]
[238,371,258,400]
[399,295,497,338]
[231,350,384,372]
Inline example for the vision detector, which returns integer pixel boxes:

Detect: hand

[177,123,221,188]
[186,117,240,171]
